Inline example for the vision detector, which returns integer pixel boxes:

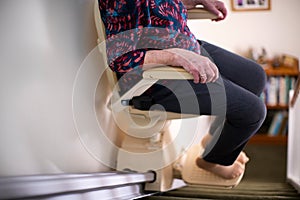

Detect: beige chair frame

[94,0,217,191]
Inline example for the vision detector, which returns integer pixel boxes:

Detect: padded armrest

[143,66,193,80]
[112,66,193,112]
[188,8,217,20]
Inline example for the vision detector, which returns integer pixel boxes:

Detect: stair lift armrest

[143,66,193,80]
[112,65,193,112]
[187,8,218,20]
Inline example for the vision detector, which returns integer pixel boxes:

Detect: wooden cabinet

[250,61,299,145]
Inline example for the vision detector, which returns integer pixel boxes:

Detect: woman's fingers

[163,48,220,84]
[190,69,200,84]
[188,59,219,84]
[197,58,219,83]
[208,62,219,82]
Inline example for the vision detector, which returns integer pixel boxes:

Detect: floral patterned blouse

[98,0,201,75]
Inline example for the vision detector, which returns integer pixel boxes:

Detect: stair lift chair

[94,1,243,191]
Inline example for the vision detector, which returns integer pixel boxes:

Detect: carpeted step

[142,181,300,200]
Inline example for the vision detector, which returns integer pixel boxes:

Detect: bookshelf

[251,61,299,145]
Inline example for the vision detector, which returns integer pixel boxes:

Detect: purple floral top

[98,0,201,75]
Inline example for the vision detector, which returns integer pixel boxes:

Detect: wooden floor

[142,181,300,200]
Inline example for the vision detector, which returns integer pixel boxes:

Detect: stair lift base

[116,127,175,192]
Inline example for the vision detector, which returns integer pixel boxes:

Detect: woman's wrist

[198,0,215,3]
[143,50,177,69]
[180,0,195,9]
[195,0,206,5]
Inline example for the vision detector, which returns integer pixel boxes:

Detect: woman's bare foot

[237,151,250,164]
[200,133,250,164]
[196,157,245,179]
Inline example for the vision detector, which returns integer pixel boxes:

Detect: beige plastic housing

[94,0,217,191]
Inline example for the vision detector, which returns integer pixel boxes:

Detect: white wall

[287,91,300,192]
[0,0,114,176]
[188,0,300,59]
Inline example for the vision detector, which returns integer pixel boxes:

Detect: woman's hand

[165,48,219,83]
[144,48,219,84]
[181,0,227,21]
[197,0,227,21]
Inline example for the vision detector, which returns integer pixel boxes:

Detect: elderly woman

[98,0,267,180]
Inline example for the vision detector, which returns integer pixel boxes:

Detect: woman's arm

[144,48,219,84]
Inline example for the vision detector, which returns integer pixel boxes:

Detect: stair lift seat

[94,0,243,192]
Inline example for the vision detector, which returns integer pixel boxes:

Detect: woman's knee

[229,95,266,128]
[243,97,267,127]
[253,98,267,123]
[250,61,267,95]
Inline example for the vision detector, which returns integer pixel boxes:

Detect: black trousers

[141,41,267,166]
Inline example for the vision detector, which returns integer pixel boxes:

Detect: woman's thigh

[151,76,264,119]
[200,40,267,96]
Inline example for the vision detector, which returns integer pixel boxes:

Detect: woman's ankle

[195,157,245,179]
[201,133,212,148]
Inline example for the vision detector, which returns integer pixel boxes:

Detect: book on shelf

[267,76,278,106]
[262,76,296,106]
[267,111,288,136]
[278,76,287,106]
